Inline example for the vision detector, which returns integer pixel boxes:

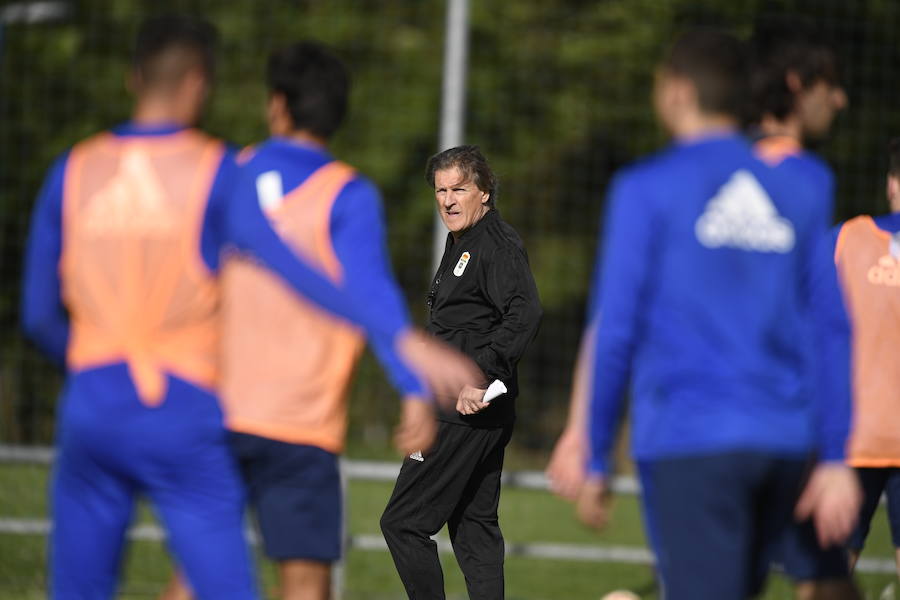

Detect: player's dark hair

[661,30,749,119]
[425,145,498,207]
[133,15,218,89]
[748,26,841,123]
[267,41,350,140]
[888,138,900,179]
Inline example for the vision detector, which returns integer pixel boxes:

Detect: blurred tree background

[2,0,899,458]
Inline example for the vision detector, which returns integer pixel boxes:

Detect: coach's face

[434,167,490,239]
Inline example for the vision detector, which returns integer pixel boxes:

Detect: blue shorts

[52,367,257,600]
[228,432,342,562]
[638,451,848,600]
[847,467,900,550]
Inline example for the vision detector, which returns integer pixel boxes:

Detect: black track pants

[380,420,513,600]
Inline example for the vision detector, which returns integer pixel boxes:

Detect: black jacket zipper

[426,237,458,318]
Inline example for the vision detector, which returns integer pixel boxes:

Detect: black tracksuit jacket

[426,208,542,427]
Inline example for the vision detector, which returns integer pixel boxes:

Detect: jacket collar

[446,207,498,247]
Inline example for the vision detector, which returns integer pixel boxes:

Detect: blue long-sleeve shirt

[776,150,852,466]
[586,132,852,475]
[21,151,70,365]
[21,123,421,395]
[226,137,425,395]
[872,213,900,234]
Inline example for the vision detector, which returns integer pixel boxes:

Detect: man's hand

[546,427,587,501]
[393,397,437,456]
[397,329,483,411]
[576,476,611,530]
[795,462,861,548]
[456,384,487,415]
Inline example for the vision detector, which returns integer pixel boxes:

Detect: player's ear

[785,70,803,94]
[887,175,900,210]
[126,69,141,96]
[676,77,698,111]
[657,71,691,109]
[268,91,287,113]
[832,86,848,111]
[181,67,209,101]
[266,92,291,134]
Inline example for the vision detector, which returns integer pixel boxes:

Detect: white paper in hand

[482,380,507,404]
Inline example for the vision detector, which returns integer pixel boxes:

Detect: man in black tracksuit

[381,146,542,600]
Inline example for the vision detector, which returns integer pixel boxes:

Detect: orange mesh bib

[61,130,225,405]
[754,135,803,166]
[220,161,364,453]
[836,216,900,466]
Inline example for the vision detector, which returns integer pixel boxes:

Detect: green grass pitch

[0,464,895,599]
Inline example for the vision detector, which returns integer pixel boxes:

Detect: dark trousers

[380,420,513,600]
[848,467,900,550]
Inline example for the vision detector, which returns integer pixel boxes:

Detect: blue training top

[586,132,851,475]
[871,213,900,234]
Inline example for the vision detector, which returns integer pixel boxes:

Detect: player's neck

[132,97,197,128]
[889,195,900,214]
[758,114,803,143]
[282,130,328,149]
[671,112,737,142]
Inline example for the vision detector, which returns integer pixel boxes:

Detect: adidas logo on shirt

[83,146,177,236]
[867,255,900,286]
[870,232,900,285]
[695,169,795,253]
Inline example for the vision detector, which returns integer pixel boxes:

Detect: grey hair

[425,145,498,206]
